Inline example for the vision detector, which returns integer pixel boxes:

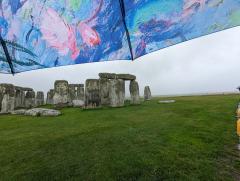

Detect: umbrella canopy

[0,0,240,74]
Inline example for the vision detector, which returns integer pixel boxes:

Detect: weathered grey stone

[19,87,33,92]
[0,84,15,113]
[144,86,152,101]
[72,100,85,107]
[109,79,125,107]
[14,88,25,108]
[35,91,44,107]
[69,84,85,107]
[76,84,84,100]
[116,74,136,80]
[69,84,77,101]
[25,90,35,108]
[129,80,140,105]
[11,109,27,115]
[85,79,101,108]
[46,89,54,104]
[25,108,61,117]
[99,73,117,79]
[53,80,71,106]
[100,78,111,105]
[99,73,136,80]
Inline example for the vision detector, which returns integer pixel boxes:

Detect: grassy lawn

[0,95,240,180]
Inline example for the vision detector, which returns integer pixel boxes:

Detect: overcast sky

[0,27,240,96]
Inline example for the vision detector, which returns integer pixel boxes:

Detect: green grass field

[0,95,240,180]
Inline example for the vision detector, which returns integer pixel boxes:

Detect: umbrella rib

[118,0,134,61]
[0,35,15,75]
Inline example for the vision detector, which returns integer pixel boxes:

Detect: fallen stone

[11,109,27,115]
[72,100,84,107]
[25,108,61,117]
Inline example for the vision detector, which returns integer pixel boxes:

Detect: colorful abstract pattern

[0,0,240,73]
[0,0,131,73]
[124,0,240,58]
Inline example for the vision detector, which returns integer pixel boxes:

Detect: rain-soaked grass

[0,94,240,180]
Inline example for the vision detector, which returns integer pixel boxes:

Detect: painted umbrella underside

[0,0,240,74]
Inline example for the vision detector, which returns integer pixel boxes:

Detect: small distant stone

[158,100,176,104]
[25,108,61,117]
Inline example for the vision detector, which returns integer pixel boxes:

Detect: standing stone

[14,87,25,108]
[69,84,85,107]
[144,86,152,101]
[100,78,111,105]
[129,80,140,105]
[76,84,84,101]
[46,89,54,105]
[109,79,125,107]
[69,84,77,101]
[25,90,36,108]
[0,84,15,113]
[53,80,71,106]
[73,84,84,107]
[35,91,44,107]
[85,79,100,108]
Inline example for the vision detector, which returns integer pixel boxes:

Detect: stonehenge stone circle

[0,72,146,113]
[129,80,140,105]
[85,79,101,108]
[53,80,71,106]
[144,86,152,101]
